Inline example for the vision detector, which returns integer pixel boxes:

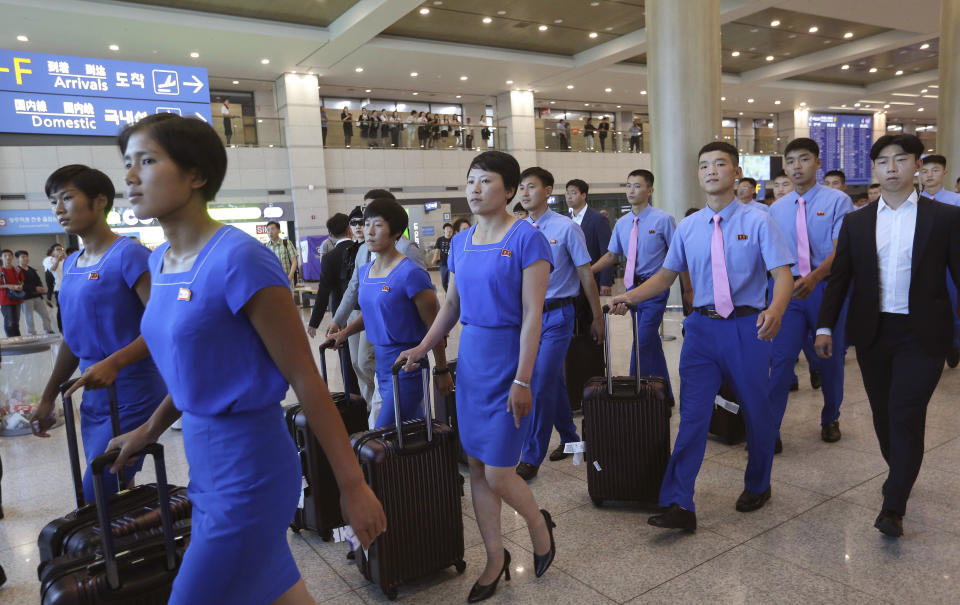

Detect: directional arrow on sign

[185,75,204,94]
[193,112,207,123]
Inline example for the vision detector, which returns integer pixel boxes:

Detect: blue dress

[448,221,552,467]
[140,225,301,604]
[358,257,434,428]
[58,236,166,503]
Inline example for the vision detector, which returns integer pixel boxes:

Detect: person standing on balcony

[341,108,353,148]
[556,119,568,151]
[598,116,610,152]
[221,99,232,145]
[629,120,642,153]
[584,117,596,151]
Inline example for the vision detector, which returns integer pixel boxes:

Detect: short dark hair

[697,141,739,166]
[520,166,554,189]
[868,183,881,190]
[326,213,350,237]
[349,205,364,220]
[442,222,453,230]
[45,165,116,215]
[118,113,226,202]
[870,134,923,161]
[47,244,63,255]
[14,250,28,258]
[266,220,281,229]
[772,170,789,180]
[824,170,846,184]
[512,202,526,214]
[739,177,757,188]
[784,137,820,158]
[452,217,471,231]
[565,179,588,195]
[0,249,13,256]
[66,247,78,255]
[922,154,947,168]
[363,198,409,240]
[628,169,654,187]
[363,189,395,201]
[684,207,700,217]
[467,151,521,202]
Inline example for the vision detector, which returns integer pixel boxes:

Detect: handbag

[0,268,26,300]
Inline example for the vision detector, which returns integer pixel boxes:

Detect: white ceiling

[0,0,946,121]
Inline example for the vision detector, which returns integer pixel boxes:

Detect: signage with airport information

[0,210,64,235]
[808,113,873,185]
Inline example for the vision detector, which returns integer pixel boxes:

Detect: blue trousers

[627,288,673,398]
[373,343,426,429]
[770,280,848,431]
[660,312,775,511]
[947,273,959,348]
[521,305,580,466]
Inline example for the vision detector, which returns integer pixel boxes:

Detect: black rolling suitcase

[37,379,190,576]
[39,443,188,604]
[709,382,746,445]
[582,304,671,507]
[566,290,605,411]
[432,360,466,464]
[351,361,465,600]
[287,342,368,538]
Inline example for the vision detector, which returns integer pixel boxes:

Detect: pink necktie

[711,215,734,318]
[796,197,811,276]
[624,217,639,289]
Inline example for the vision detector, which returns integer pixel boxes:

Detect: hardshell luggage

[582,304,671,507]
[431,360,466,464]
[566,289,605,411]
[708,382,746,445]
[351,361,465,600]
[39,443,187,605]
[287,342,368,538]
[37,380,191,576]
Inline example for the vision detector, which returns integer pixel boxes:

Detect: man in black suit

[566,179,613,293]
[815,134,960,538]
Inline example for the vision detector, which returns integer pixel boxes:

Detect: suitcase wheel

[453,559,466,574]
[591,497,604,508]
[385,587,398,601]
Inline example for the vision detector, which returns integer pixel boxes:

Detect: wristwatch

[433,366,450,376]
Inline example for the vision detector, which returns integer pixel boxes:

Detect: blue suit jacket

[573,207,613,287]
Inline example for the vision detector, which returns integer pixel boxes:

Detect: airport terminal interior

[1,0,960,603]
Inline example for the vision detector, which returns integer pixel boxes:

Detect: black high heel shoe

[467,548,511,603]
[534,509,556,577]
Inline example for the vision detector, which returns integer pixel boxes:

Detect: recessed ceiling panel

[791,39,939,85]
[118,0,361,27]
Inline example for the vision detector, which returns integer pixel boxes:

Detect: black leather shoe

[821,421,841,443]
[874,510,903,538]
[648,503,696,532]
[948,348,960,369]
[533,509,556,577]
[548,444,569,462]
[666,395,676,407]
[516,462,539,481]
[810,370,822,390]
[735,487,772,512]
[467,549,510,603]
[790,379,799,392]
[775,437,783,455]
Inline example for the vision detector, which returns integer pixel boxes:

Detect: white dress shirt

[570,205,587,226]
[817,191,917,336]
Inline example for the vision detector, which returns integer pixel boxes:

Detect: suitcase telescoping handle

[90,443,177,592]
[601,303,642,396]
[60,378,125,509]
[390,359,432,450]
[318,339,355,399]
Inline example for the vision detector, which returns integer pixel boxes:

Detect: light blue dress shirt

[528,209,592,300]
[769,184,853,277]
[608,205,676,279]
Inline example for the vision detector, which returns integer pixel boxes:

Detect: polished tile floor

[3,289,960,604]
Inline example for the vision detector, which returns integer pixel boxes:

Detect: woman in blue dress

[104,114,385,605]
[397,151,558,602]
[331,197,452,427]
[32,165,166,503]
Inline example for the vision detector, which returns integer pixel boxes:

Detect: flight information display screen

[808,113,873,185]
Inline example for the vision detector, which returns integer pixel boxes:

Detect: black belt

[792,271,817,281]
[544,297,576,312]
[693,306,761,319]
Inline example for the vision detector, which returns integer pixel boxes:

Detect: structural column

[938,0,960,186]
[646,0,721,219]
[495,90,537,170]
[276,73,329,239]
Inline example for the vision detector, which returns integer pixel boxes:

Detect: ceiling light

[616,105,621,108]
[841,64,850,70]
[884,104,890,108]
[640,90,647,95]
[591,1,600,5]
[721,96,726,101]
[765,55,774,61]
[918,107,924,112]
[190,52,199,58]
[538,25,548,31]
[921,88,928,93]
[920,43,930,50]
[799,102,807,106]
[843,32,854,39]
[482,17,492,24]
[854,102,861,107]
[895,70,903,76]
[739,112,744,116]
[731,50,740,57]
[550,101,555,104]
[554,19,563,24]
[808,26,819,33]
[355,66,364,72]
[604,87,612,92]
[869,67,878,73]
[16,34,28,42]
[412,92,419,96]
[770,19,780,27]
[232,80,239,84]
[589,32,598,38]
[747,98,755,103]
[566,84,574,89]
[365,89,371,92]
[419,8,430,15]
[459,75,468,80]
[506,80,514,84]
[774,100,781,105]
[497,10,506,15]
[108,44,120,51]
[410,72,418,77]
[261,58,270,64]
[456,95,462,98]
[584,103,590,107]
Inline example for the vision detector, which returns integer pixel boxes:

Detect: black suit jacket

[308,239,359,329]
[574,207,613,287]
[818,197,960,356]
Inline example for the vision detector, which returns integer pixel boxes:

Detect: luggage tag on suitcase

[714,394,740,414]
[563,441,586,465]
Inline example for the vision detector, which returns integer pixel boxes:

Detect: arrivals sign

[0,50,212,137]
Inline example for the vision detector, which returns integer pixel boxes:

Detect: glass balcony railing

[537,128,789,156]
[213,115,286,148]
[321,120,506,151]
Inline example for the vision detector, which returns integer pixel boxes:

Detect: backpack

[339,241,362,287]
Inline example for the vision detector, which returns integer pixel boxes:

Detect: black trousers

[855,313,944,515]
[1,304,21,337]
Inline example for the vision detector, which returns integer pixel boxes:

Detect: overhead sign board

[808,113,873,185]
[0,49,211,137]
[0,210,64,235]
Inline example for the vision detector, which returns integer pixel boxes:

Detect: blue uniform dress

[140,226,301,604]
[768,185,854,430]
[448,220,552,467]
[923,188,960,348]
[59,237,166,503]
[520,210,590,467]
[357,257,434,428]
[662,201,794,511]
[608,205,676,394]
